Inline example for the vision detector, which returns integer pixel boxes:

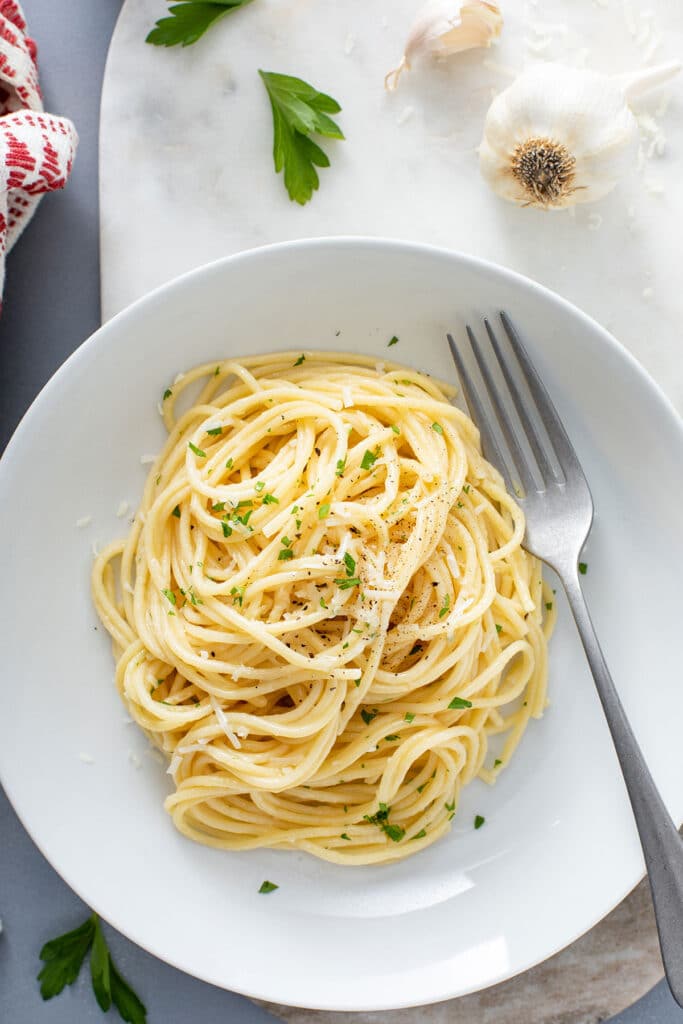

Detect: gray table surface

[0,2,681,1022]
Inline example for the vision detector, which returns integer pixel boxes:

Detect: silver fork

[447,313,683,1008]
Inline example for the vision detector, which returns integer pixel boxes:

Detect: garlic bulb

[385,0,503,92]
[479,61,681,209]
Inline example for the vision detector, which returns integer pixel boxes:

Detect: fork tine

[499,312,585,482]
[446,332,514,494]
[484,318,562,484]
[465,325,540,496]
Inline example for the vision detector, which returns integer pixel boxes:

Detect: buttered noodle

[92,352,553,864]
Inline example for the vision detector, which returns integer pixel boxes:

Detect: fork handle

[563,570,683,1008]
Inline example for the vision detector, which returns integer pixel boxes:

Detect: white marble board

[99,0,682,1018]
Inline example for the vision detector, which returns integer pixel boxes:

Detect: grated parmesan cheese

[342,386,354,408]
[344,32,355,55]
[210,693,241,749]
[116,500,130,518]
[76,516,92,528]
[396,106,414,126]
[140,454,157,465]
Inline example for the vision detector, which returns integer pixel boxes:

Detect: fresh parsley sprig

[146,0,254,48]
[258,70,345,205]
[38,914,147,1023]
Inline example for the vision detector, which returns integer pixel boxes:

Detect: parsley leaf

[432,422,444,435]
[388,335,399,347]
[259,70,344,205]
[318,502,330,519]
[474,814,485,829]
[110,960,147,1024]
[188,441,206,458]
[259,880,279,894]
[360,708,378,725]
[335,457,346,477]
[146,0,254,49]
[404,712,415,723]
[278,548,294,560]
[171,505,181,518]
[90,917,111,1011]
[38,916,95,1000]
[343,552,356,577]
[579,561,588,575]
[37,915,146,1023]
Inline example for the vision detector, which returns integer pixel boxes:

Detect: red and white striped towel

[0,0,78,302]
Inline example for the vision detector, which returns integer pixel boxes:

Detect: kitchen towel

[0,0,78,304]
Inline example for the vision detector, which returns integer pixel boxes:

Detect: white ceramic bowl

[1,239,682,1011]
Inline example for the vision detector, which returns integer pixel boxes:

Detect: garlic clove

[385,0,503,92]
[479,62,680,209]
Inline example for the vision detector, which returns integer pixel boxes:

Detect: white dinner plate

[1,239,682,1011]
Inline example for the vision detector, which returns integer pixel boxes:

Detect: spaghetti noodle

[92,352,553,864]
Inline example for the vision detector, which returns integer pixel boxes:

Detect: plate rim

[1,236,681,1011]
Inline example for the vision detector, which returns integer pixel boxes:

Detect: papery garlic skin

[479,62,680,209]
[386,0,503,92]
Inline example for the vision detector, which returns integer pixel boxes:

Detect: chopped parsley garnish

[212,501,225,512]
[206,426,223,436]
[318,503,330,519]
[545,601,553,611]
[409,643,422,656]
[579,561,588,575]
[448,696,472,709]
[340,833,351,841]
[363,803,405,842]
[258,880,278,894]
[188,442,206,457]
[438,593,450,619]
[360,448,378,471]
[335,576,360,589]
[221,521,232,538]
[343,552,356,576]
[262,494,279,504]
[320,596,328,609]
[230,585,245,607]
[432,422,444,435]
[293,354,306,366]
[404,712,415,723]
[388,335,399,347]
[162,388,172,401]
[281,536,292,547]
[390,424,400,435]
[37,913,146,1022]
[384,734,400,742]
[410,829,427,841]
[235,500,253,510]
[445,800,456,813]
[463,484,470,494]
[474,815,485,830]
[225,457,234,469]
[278,548,294,561]
[335,458,346,477]
[171,505,181,518]
[494,759,502,768]
[360,708,378,725]
[255,481,265,492]
[161,589,176,606]
[495,623,503,634]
